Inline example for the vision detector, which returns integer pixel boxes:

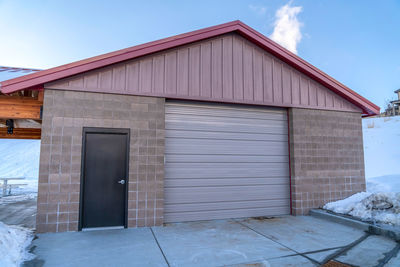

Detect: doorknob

[117,179,125,185]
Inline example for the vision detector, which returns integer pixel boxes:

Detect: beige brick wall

[289,108,366,215]
[37,89,165,233]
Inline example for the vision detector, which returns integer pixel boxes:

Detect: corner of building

[288,107,366,215]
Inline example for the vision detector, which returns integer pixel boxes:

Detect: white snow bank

[326,117,400,226]
[0,139,40,179]
[0,222,34,267]
[0,139,40,196]
[324,192,400,226]
[363,116,400,178]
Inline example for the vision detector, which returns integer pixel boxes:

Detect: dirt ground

[0,197,36,228]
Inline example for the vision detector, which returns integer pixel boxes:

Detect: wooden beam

[0,96,43,105]
[0,128,41,139]
[0,96,42,120]
[37,90,44,102]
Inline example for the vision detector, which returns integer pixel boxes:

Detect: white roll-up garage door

[164,101,290,223]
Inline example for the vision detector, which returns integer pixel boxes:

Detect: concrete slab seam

[234,220,321,265]
[150,227,171,267]
[375,243,400,267]
[320,233,370,265]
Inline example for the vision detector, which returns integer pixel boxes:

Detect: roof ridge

[0,20,379,116]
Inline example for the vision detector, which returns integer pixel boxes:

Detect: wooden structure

[0,89,43,139]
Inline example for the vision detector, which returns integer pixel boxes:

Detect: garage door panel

[164,101,290,223]
[165,167,289,178]
[166,104,287,120]
[165,143,288,156]
[165,185,290,203]
[164,199,289,213]
[164,177,289,187]
[165,154,289,163]
[166,113,286,127]
[166,130,288,142]
[166,121,287,135]
[166,138,287,150]
[164,207,290,223]
[164,177,289,188]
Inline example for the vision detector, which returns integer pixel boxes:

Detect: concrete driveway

[24,216,399,267]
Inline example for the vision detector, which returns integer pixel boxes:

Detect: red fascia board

[0,20,379,115]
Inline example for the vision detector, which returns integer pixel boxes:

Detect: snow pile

[0,222,34,267]
[0,139,40,196]
[324,192,400,225]
[0,139,40,179]
[324,116,400,225]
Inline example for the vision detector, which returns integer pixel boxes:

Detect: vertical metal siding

[164,101,290,223]
[47,33,361,113]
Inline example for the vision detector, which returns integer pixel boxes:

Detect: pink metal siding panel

[211,39,223,99]
[291,71,300,105]
[263,54,273,103]
[316,84,325,107]
[177,49,189,95]
[139,58,152,93]
[282,65,291,104]
[309,81,317,106]
[126,62,140,93]
[243,42,254,101]
[46,33,362,113]
[189,45,200,97]
[83,73,98,89]
[165,52,177,95]
[222,36,233,99]
[112,65,126,92]
[253,48,263,102]
[232,35,243,100]
[152,55,165,94]
[299,75,309,105]
[99,70,112,89]
[273,60,282,103]
[200,43,212,98]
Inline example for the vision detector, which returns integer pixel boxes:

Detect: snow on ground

[324,116,400,226]
[324,192,400,225]
[0,139,40,179]
[0,139,40,197]
[0,194,37,205]
[363,116,400,181]
[0,222,34,267]
[0,139,39,266]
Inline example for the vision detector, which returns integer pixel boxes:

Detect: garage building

[0,21,379,233]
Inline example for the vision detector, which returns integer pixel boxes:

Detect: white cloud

[270,3,303,54]
[249,4,267,16]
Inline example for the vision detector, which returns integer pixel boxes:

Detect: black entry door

[80,128,130,229]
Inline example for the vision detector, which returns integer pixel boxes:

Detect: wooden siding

[46,33,361,113]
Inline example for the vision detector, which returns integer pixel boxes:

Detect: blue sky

[0,0,399,109]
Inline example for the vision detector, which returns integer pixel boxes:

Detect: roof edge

[0,20,379,116]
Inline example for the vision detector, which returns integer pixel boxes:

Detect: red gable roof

[0,20,379,116]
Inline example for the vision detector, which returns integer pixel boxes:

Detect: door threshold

[82,226,125,231]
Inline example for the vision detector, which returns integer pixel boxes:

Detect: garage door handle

[117,179,125,185]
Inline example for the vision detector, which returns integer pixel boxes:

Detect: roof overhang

[0,20,380,116]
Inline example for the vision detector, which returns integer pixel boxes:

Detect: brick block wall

[289,108,366,215]
[37,89,165,233]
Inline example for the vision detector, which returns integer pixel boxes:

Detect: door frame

[78,127,130,231]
